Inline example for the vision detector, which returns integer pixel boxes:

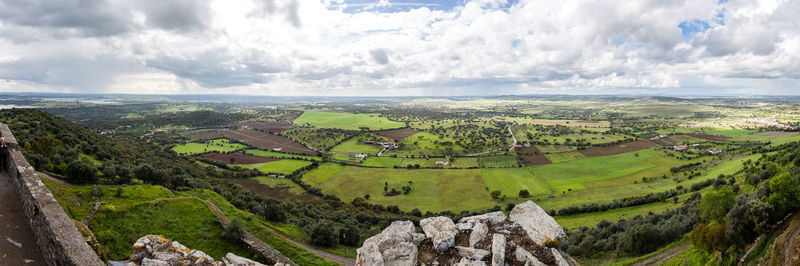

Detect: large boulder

[420,217,458,253]
[356,221,418,266]
[491,234,505,266]
[128,235,268,266]
[458,211,507,226]
[509,201,566,244]
[469,222,488,247]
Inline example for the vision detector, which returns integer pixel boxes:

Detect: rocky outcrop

[509,201,566,244]
[126,235,274,266]
[356,201,579,266]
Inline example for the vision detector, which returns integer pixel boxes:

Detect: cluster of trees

[687,143,800,259]
[552,188,686,216]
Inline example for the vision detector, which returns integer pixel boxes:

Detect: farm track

[630,241,690,266]
[203,200,354,266]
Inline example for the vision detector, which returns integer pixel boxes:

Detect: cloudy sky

[0,0,798,96]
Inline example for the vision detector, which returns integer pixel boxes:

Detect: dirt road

[631,241,690,266]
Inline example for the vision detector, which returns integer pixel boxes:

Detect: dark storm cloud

[0,55,138,90]
[139,0,212,32]
[146,49,290,87]
[0,0,136,37]
[369,49,390,64]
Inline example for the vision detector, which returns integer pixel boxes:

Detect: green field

[536,145,577,153]
[252,176,308,195]
[244,149,321,161]
[360,156,482,168]
[330,137,383,154]
[361,156,406,167]
[240,159,314,174]
[294,111,405,130]
[481,168,551,198]
[172,139,248,155]
[302,166,494,212]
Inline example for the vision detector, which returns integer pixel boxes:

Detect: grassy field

[731,132,800,146]
[360,156,483,168]
[252,176,307,195]
[545,151,586,163]
[536,145,577,153]
[294,111,405,130]
[244,149,321,161]
[240,159,313,174]
[481,168,551,198]
[172,139,248,155]
[303,166,494,212]
[330,137,383,154]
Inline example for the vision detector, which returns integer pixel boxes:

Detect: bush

[224,219,245,242]
[306,219,338,247]
[65,160,98,184]
[518,189,530,198]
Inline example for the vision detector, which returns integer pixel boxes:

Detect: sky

[0,0,798,96]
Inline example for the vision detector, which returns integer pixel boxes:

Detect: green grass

[730,132,800,146]
[544,151,586,163]
[555,199,678,230]
[252,176,307,195]
[294,111,405,130]
[700,127,757,137]
[244,149,321,161]
[330,137,383,154]
[481,168,551,198]
[477,155,519,168]
[301,163,346,186]
[176,189,338,265]
[172,139,248,155]
[536,145,576,153]
[662,246,717,265]
[91,197,252,261]
[240,159,313,174]
[306,166,494,212]
[361,156,406,167]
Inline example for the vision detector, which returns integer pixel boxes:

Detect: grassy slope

[481,168,551,197]
[294,111,405,130]
[330,137,382,154]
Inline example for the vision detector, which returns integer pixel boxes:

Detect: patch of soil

[579,140,659,157]
[278,112,302,121]
[235,121,293,133]
[187,131,225,140]
[220,129,319,155]
[203,153,280,164]
[689,133,730,141]
[218,178,317,202]
[373,128,417,141]
[515,146,551,166]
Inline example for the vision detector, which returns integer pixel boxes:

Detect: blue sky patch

[332,0,520,13]
[678,19,711,42]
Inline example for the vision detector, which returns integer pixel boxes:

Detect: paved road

[0,172,46,266]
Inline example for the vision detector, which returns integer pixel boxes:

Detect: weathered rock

[141,258,168,266]
[455,246,490,260]
[420,216,458,253]
[128,235,266,266]
[381,241,418,266]
[224,253,266,266]
[355,239,384,266]
[551,248,570,266]
[456,257,487,266]
[458,211,507,226]
[469,222,488,247]
[509,201,566,244]
[356,221,417,265]
[513,244,546,266]
[491,234,505,266]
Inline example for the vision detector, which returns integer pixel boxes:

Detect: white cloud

[0,0,798,96]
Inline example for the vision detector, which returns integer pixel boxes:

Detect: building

[272,147,282,152]
[709,148,723,154]
[435,161,449,166]
[350,153,368,158]
[674,145,688,151]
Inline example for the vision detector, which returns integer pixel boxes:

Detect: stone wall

[0,123,104,266]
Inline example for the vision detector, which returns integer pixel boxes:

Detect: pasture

[477,155,519,168]
[240,159,314,174]
[544,151,586,163]
[294,111,406,130]
[171,139,248,155]
[330,134,387,154]
[387,132,465,156]
[203,152,278,164]
[244,149,322,161]
[303,166,494,212]
[481,168,551,198]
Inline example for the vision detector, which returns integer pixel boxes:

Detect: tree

[65,160,97,184]
[766,173,800,220]
[726,194,772,246]
[339,220,361,246]
[491,190,502,199]
[307,219,338,247]
[698,187,736,224]
[224,219,245,242]
[134,164,156,183]
[518,189,530,198]
[30,136,63,158]
[90,185,104,198]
